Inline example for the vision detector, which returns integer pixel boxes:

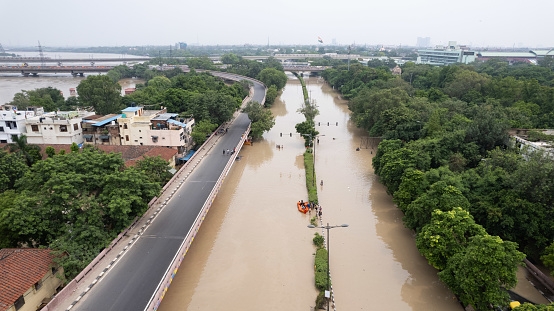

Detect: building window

[124,124,128,129]
[11,135,18,141]
[60,125,67,132]
[31,125,39,132]
[85,136,93,142]
[14,295,25,310]
[0,140,6,143]
[125,135,129,141]
[74,123,79,130]
[0,126,3,132]
[5,121,17,129]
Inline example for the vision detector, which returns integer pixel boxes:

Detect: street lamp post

[308,223,349,311]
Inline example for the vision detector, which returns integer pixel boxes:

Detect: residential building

[25,110,94,145]
[82,114,123,146]
[417,41,476,66]
[118,107,194,153]
[0,110,27,144]
[0,249,63,311]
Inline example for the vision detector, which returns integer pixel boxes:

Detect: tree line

[322,59,554,310]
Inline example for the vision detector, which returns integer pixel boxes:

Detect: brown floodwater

[158,75,547,311]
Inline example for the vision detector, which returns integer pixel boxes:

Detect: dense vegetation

[0,144,173,280]
[323,59,554,310]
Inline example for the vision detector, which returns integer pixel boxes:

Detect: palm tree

[4,134,41,166]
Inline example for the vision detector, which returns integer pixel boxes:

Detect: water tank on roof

[180,118,184,123]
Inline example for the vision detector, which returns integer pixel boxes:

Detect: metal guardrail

[146,123,251,311]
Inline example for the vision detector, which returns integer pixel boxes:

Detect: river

[159,75,464,310]
[0,51,145,105]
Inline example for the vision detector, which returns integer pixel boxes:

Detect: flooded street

[159,76,463,310]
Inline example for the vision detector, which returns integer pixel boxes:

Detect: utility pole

[347,45,351,71]
[37,41,46,67]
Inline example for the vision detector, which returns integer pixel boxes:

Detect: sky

[2,0,553,49]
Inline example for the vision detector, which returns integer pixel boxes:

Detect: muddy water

[305,78,462,310]
[158,75,318,310]
[158,75,464,310]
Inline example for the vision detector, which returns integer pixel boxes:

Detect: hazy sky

[2,0,553,48]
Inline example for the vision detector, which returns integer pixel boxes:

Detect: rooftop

[121,107,142,112]
[151,113,179,121]
[92,114,123,127]
[0,249,58,310]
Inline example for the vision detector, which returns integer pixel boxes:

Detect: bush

[304,152,318,204]
[315,290,326,310]
[314,248,328,291]
[310,216,318,227]
[313,232,324,248]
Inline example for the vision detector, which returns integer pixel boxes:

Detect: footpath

[49,91,253,311]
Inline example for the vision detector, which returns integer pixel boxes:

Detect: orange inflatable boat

[297,201,309,214]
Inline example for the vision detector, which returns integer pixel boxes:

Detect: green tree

[4,135,42,166]
[135,156,173,186]
[77,75,123,115]
[297,99,320,122]
[45,146,56,158]
[416,207,487,270]
[0,150,28,191]
[438,235,525,310]
[70,142,79,153]
[191,119,218,145]
[264,85,278,107]
[404,181,470,232]
[541,241,554,276]
[295,120,319,147]
[242,101,275,138]
[257,68,288,90]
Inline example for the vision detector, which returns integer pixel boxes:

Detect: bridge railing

[42,74,261,311]
[147,122,251,311]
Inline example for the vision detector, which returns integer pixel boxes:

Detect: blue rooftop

[93,114,123,127]
[122,107,142,112]
[167,119,187,127]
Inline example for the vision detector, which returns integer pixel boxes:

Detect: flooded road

[159,76,464,310]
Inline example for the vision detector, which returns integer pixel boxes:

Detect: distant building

[0,110,27,144]
[178,42,187,50]
[124,88,136,95]
[476,49,554,64]
[25,110,94,145]
[0,248,63,311]
[391,65,402,75]
[417,41,476,66]
[416,37,431,48]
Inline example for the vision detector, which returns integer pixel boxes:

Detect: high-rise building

[178,42,187,50]
[416,37,431,48]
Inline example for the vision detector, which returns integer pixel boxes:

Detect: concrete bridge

[42,72,267,311]
[283,65,332,72]
[0,57,150,63]
[0,65,113,76]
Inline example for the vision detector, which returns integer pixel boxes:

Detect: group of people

[223,148,236,155]
[299,200,322,218]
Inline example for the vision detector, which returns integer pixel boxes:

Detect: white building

[118,107,194,153]
[25,111,94,145]
[417,41,476,66]
[0,110,28,143]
